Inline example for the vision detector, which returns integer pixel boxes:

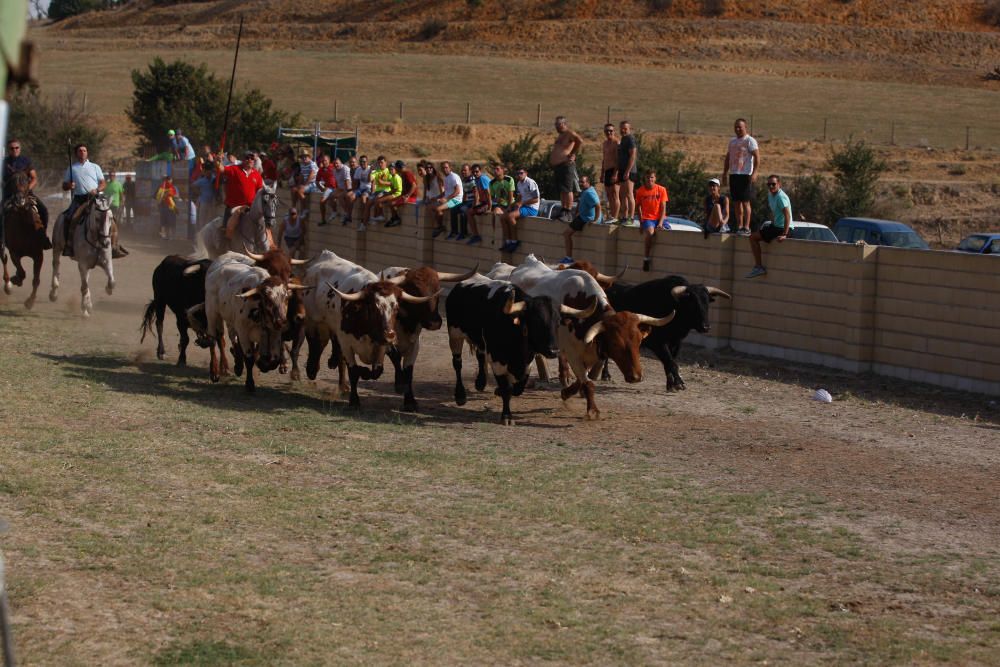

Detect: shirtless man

[549,116,582,223]
[599,123,620,223]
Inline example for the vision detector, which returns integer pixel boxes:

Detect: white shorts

[322,187,335,202]
[303,182,322,194]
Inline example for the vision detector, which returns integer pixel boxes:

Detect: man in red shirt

[260,150,278,184]
[634,170,669,272]
[315,153,336,225]
[223,151,265,240]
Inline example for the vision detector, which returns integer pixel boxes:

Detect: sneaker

[456,233,467,241]
[357,222,366,232]
[605,217,618,225]
[745,265,767,279]
[720,224,731,233]
[559,210,572,223]
[385,217,402,228]
[559,256,574,265]
[501,240,513,252]
[739,228,751,236]
[510,240,521,253]
[642,258,651,272]
[371,215,385,222]
[466,234,482,245]
[342,217,352,227]
[432,226,446,239]
[446,232,458,240]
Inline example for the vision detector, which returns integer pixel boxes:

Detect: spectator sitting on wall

[377,162,404,228]
[746,174,792,279]
[450,163,476,241]
[561,174,602,264]
[365,156,392,225]
[703,177,730,237]
[465,163,491,245]
[433,161,463,239]
[383,160,416,228]
[347,155,371,230]
[290,148,319,219]
[489,164,515,216]
[321,156,352,226]
[315,153,336,225]
[422,161,444,234]
[499,166,540,254]
[635,169,669,272]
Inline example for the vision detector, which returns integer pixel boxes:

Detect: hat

[299,148,311,157]
[708,178,720,186]
[394,160,405,170]
[167,129,175,136]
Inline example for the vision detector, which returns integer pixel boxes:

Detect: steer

[447,274,590,425]
[509,254,674,420]
[297,250,436,409]
[245,246,311,379]
[604,275,731,391]
[379,264,477,411]
[203,252,304,392]
[140,255,212,366]
[555,259,626,290]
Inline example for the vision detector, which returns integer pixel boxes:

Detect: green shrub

[982,0,1000,27]
[416,18,448,40]
[702,0,726,17]
[823,138,888,225]
[8,88,108,171]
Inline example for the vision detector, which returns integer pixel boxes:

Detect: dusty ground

[0,230,997,664]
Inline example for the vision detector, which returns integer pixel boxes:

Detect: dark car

[956,233,1000,255]
[832,217,930,249]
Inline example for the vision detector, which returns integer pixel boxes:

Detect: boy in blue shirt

[561,174,603,264]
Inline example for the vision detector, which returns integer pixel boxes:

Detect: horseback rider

[60,143,128,259]
[222,150,265,240]
[2,138,51,250]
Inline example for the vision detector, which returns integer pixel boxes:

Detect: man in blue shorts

[561,174,602,264]
[634,170,669,271]
[499,167,540,253]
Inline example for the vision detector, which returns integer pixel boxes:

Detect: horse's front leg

[77,263,92,317]
[11,255,26,287]
[25,253,42,310]
[49,238,61,302]
[102,254,116,295]
[2,250,11,295]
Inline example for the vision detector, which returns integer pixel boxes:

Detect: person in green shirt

[379,163,405,228]
[104,170,125,227]
[365,155,392,225]
[489,164,516,214]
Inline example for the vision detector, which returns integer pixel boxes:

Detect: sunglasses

[767,182,779,187]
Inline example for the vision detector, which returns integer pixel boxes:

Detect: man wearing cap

[168,129,196,171]
[703,178,730,237]
[290,148,319,219]
[222,150,265,241]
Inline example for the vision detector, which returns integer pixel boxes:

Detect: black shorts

[760,224,786,242]
[603,168,616,188]
[569,215,589,232]
[555,162,580,194]
[729,174,752,201]
[618,168,638,184]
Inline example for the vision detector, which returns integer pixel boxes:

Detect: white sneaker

[357,222,366,231]
[371,215,385,222]
[604,217,618,225]
[745,266,767,279]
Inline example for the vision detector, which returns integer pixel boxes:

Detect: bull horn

[583,321,606,345]
[503,297,526,315]
[560,298,598,319]
[289,257,311,266]
[237,287,259,299]
[399,288,442,304]
[242,243,265,262]
[635,312,676,327]
[706,286,732,300]
[671,285,688,299]
[288,283,313,291]
[437,263,479,282]
[597,265,628,286]
[386,273,409,286]
[182,264,202,276]
[327,282,364,301]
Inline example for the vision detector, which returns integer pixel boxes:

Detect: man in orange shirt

[635,170,669,272]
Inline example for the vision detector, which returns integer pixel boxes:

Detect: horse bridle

[236,188,279,251]
[81,197,112,251]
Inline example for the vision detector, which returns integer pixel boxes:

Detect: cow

[202,252,305,392]
[139,255,212,367]
[244,247,311,379]
[296,250,437,409]
[378,265,477,411]
[446,274,593,425]
[604,275,732,391]
[509,255,674,420]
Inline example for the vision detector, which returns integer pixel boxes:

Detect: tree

[127,57,301,155]
[8,88,107,176]
[824,139,888,225]
[48,0,102,20]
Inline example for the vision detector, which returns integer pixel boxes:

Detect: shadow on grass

[683,347,1000,426]
[34,352,570,429]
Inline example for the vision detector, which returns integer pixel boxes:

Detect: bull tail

[139,299,157,343]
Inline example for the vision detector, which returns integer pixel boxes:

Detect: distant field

[33,45,1000,150]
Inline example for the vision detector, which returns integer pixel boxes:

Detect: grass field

[32,44,1000,150]
[1,239,998,664]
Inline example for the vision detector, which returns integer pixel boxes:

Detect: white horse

[50,193,115,317]
[194,182,278,259]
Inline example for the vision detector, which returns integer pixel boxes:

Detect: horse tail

[139,299,157,343]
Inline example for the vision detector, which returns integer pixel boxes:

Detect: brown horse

[2,172,46,309]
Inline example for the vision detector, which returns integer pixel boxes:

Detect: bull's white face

[375,293,399,343]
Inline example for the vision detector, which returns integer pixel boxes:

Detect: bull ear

[583,321,605,345]
[671,285,688,299]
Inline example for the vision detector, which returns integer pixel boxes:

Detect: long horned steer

[202,252,306,392]
[244,246,312,379]
[297,250,437,409]
[446,273,564,425]
[509,254,674,420]
[378,264,476,412]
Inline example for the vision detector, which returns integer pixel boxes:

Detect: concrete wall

[307,209,1000,396]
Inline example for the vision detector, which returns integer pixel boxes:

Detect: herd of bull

[139,247,731,424]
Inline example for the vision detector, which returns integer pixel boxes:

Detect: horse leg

[103,255,116,295]
[2,250,10,295]
[25,252,42,310]
[78,264,92,317]
[49,218,62,301]
[11,255,25,287]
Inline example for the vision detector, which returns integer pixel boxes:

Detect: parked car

[832,217,929,249]
[955,233,1000,255]
[762,220,838,242]
[537,199,563,220]
[664,216,701,232]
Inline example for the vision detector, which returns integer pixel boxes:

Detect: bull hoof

[176,358,187,367]
[245,384,255,393]
[586,409,601,421]
[11,276,23,287]
[24,296,35,310]
[393,382,406,395]
[327,355,337,370]
[601,371,612,382]
[349,398,361,409]
[455,387,467,406]
[278,364,288,375]
[210,373,220,383]
[290,368,300,382]
[3,282,11,295]
[105,285,114,296]
[157,350,165,360]
[474,376,487,392]
[500,415,515,426]
[48,289,58,302]
[402,399,418,413]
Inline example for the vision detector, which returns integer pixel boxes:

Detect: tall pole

[216,14,244,187]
